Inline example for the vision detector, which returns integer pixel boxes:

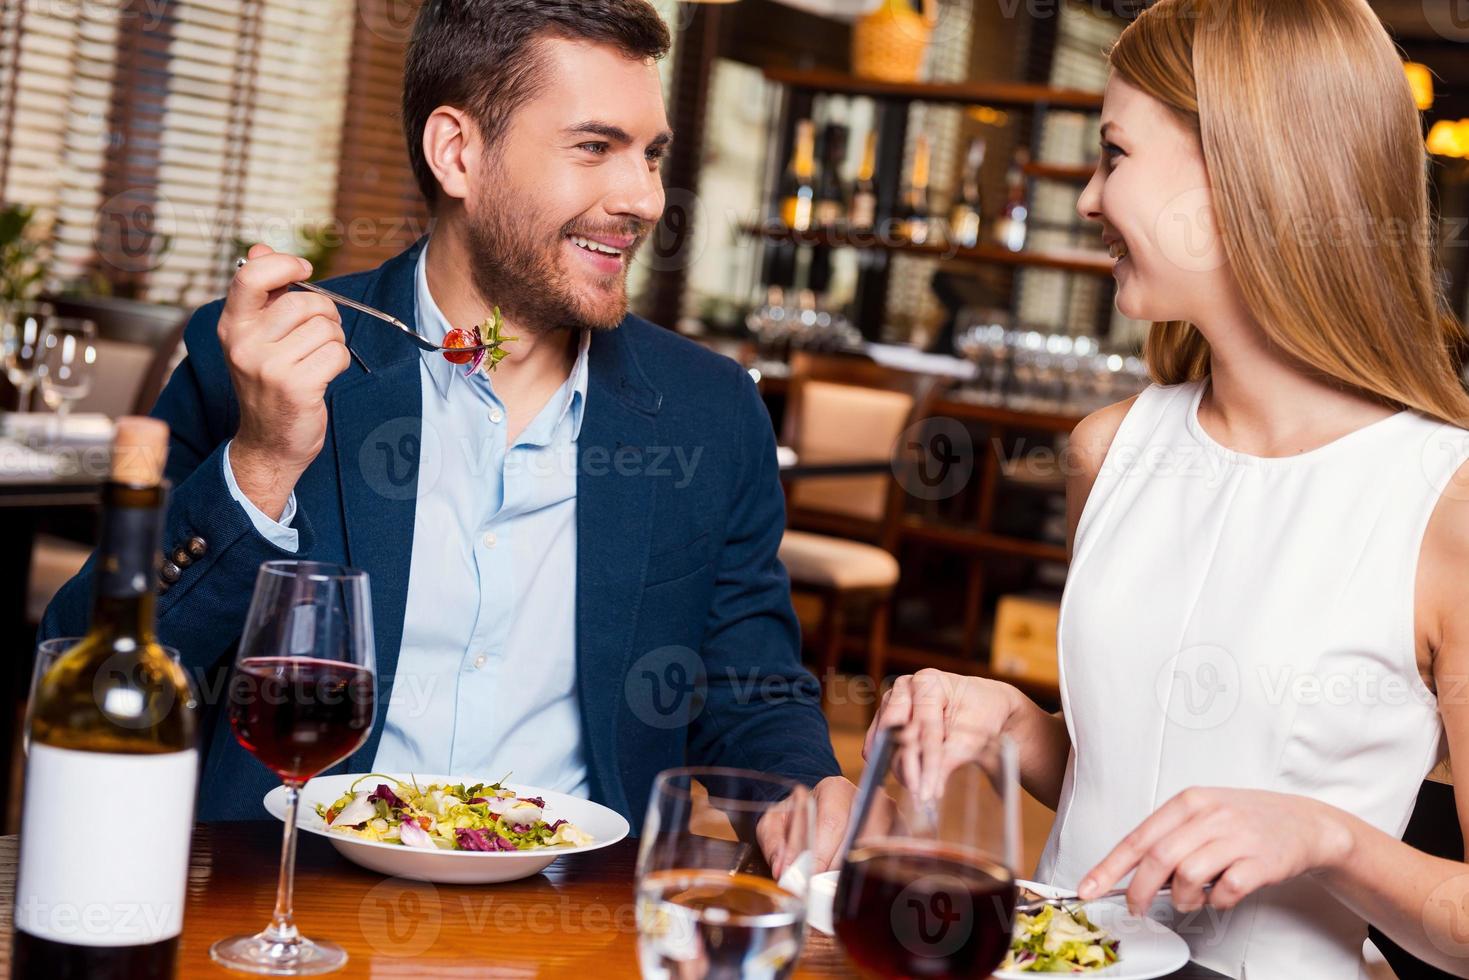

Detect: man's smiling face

[463,38,672,332]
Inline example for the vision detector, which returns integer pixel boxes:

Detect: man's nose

[605,157,665,226]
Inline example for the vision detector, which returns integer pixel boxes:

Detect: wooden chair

[779,351,944,692]
[24,295,188,625]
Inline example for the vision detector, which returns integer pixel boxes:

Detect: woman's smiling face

[1078,74,1231,324]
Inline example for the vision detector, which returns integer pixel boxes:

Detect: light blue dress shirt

[223,243,592,796]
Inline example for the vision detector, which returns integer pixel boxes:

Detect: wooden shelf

[899,517,1069,564]
[1024,160,1097,183]
[763,67,1104,112]
[743,224,1115,277]
[937,395,1085,433]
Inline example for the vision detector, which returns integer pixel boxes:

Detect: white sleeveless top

[1035,380,1463,980]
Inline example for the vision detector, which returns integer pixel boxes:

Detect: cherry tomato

[442,327,477,365]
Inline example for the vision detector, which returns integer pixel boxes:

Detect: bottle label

[15,745,198,947]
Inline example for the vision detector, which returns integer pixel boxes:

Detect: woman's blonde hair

[1110,0,1469,425]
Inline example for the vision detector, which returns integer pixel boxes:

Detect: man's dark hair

[402,0,672,210]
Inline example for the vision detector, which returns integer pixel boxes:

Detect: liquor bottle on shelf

[994,146,1031,252]
[779,119,818,233]
[897,133,935,245]
[849,131,879,233]
[950,136,987,249]
[13,417,199,980]
[813,122,849,229]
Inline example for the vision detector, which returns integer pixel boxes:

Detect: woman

[867,1,1469,976]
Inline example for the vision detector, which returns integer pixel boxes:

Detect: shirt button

[473,654,487,669]
[482,532,497,548]
[489,408,504,424]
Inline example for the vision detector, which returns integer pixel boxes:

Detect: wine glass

[833,724,1020,979]
[3,302,50,412]
[24,637,181,754]
[636,767,815,980]
[36,315,98,440]
[210,561,376,975]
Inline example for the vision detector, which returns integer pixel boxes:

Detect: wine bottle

[897,133,934,245]
[950,136,987,248]
[779,119,817,233]
[849,131,879,232]
[994,146,1031,252]
[13,417,199,980]
[813,122,849,229]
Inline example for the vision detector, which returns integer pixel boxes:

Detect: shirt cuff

[223,440,300,553]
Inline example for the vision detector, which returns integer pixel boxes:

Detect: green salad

[315,774,593,852]
[1001,903,1121,973]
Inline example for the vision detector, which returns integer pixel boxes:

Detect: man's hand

[809,775,858,873]
[757,775,858,880]
[222,243,351,519]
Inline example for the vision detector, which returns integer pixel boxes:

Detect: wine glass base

[209,932,348,976]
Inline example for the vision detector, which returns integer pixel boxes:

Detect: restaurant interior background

[0,0,1466,935]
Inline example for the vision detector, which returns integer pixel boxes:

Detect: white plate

[994,879,1190,980]
[264,773,630,884]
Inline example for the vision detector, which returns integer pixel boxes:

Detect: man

[41,0,855,866]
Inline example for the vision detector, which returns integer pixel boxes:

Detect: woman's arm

[1323,456,1469,974]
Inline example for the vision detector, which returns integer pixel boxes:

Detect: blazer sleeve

[38,301,318,671]
[685,366,843,787]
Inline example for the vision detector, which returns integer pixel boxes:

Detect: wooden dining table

[0,822,1230,978]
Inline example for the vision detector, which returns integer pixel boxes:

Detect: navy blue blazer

[40,236,841,827]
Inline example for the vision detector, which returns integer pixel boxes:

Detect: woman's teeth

[571,235,624,258]
[1108,240,1130,260]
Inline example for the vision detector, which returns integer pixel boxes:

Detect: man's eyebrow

[564,121,675,149]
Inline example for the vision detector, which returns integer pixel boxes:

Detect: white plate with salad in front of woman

[995,879,1190,978]
[264,772,630,884]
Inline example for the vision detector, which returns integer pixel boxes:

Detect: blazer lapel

[326,237,428,768]
[576,326,662,815]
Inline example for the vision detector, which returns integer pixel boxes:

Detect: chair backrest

[43,294,188,416]
[782,351,945,539]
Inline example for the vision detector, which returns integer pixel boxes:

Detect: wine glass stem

[265,782,303,945]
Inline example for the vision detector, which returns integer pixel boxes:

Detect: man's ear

[422,105,478,205]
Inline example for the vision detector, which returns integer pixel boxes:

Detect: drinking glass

[210,561,376,975]
[25,637,180,754]
[636,767,815,980]
[3,302,50,411]
[36,316,98,437]
[833,724,1020,979]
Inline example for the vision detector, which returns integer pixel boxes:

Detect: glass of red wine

[833,724,1020,979]
[210,561,376,975]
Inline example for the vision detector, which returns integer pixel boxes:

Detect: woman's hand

[864,669,1019,798]
[865,669,1073,807]
[1077,787,1356,914]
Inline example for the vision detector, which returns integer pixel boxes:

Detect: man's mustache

[561,221,652,246]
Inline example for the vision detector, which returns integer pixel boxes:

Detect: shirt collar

[414,240,590,441]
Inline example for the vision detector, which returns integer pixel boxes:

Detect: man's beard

[463,183,647,333]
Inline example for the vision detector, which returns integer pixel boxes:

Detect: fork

[234,257,502,359]
[1015,882,1213,914]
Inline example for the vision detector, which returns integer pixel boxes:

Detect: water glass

[636,767,815,980]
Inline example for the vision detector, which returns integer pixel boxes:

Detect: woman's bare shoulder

[1069,395,1140,482]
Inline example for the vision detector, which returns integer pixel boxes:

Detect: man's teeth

[1108,240,1130,260]
[571,235,624,257]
